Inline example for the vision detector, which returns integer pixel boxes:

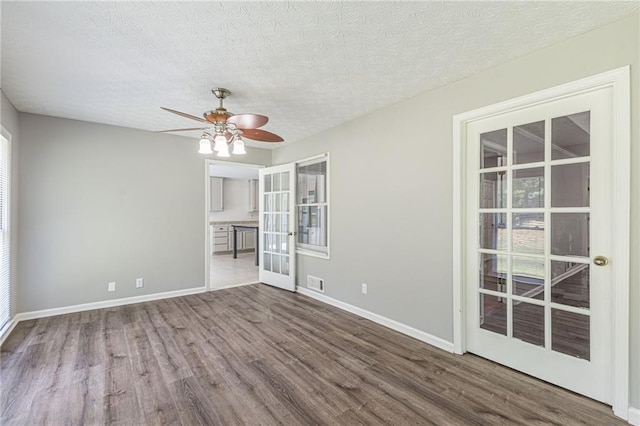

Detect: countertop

[211,220,258,226]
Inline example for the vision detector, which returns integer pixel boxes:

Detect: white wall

[0,91,20,318]
[17,113,271,312]
[209,178,258,222]
[272,12,640,408]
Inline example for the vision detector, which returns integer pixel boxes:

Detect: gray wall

[17,113,271,312]
[0,91,20,318]
[272,13,640,407]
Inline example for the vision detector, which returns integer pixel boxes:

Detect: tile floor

[210,251,259,289]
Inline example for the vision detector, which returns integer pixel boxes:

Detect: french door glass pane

[273,172,281,191]
[479,213,506,250]
[512,301,545,347]
[552,111,590,160]
[275,194,282,212]
[264,214,272,232]
[513,120,545,164]
[512,255,544,299]
[512,213,544,254]
[552,309,590,360]
[480,172,506,208]
[480,293,507,336]
[479,253,506,292]
[513,167,544,208]
[551,213,590,257]
[551,163,590,207]
[264,234,273,252]
[264,174,271,192]
[480,129,507,169]
[265,194,273,212]
[280,234,289,254]
[551,261,590,309]
[272,255,281,273]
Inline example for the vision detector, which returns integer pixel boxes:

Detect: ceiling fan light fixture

[213,134,227,152]
[157,87,283,154]
[232,137,246,155]
[198,136,213,154]
[217,143,230,158]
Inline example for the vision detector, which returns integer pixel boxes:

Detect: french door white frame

[204,159,265,292]
[452,67,630,419]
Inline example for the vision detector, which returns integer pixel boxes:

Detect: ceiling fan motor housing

[203,108,230,123]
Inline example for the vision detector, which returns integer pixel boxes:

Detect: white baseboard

[628,406,640,425]
[16,286,207,322]
[0,317,19,347]
[296,287,454,353]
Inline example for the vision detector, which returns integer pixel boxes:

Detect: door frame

[452,66,630,419]
[204,159,265,292]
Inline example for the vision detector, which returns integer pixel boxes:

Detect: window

[296,155,329,257]
[0,131,10,329]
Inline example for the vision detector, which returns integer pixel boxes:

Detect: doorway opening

[205,160,264,291]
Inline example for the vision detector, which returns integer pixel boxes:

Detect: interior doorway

[205,160,264,291]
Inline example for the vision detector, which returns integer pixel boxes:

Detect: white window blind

[0,133,10,329]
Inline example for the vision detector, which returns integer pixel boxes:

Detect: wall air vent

[307,275,324,293]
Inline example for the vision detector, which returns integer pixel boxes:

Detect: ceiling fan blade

[227,114,269,129]
[154,127,205,133]
[240,128,284,142]
[161,107,206,123]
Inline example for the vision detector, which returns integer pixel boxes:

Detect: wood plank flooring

[1,284,623,425]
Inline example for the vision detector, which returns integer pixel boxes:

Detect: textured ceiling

[1,2,638,149]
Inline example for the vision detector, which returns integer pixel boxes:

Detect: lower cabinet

[211,224,258,254]
[212,225,230,254]
[228,229,256,251]
[229,230,244,251]
[244,231,256,250]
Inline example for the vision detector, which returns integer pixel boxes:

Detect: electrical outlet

[108,281,116,292]
[136,278,144,288]
[361,283,368,294]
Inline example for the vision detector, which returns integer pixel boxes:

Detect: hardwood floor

[1,284,623,425]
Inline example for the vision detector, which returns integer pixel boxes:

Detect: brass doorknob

[593,256,609,266]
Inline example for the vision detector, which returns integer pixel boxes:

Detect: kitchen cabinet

[228,228,257,252]
[244,230,256,249]
[210,177,224,212]
[212,225,229,253]
[249,179,259,212]
[229,229,244,251]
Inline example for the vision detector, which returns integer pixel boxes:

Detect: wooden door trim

[452,66,630,419]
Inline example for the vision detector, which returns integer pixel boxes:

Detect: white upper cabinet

[210,177,224,212]
[249,179,259,212]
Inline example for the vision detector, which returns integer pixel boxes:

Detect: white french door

[259,164,296,291]
[465,87,614,403]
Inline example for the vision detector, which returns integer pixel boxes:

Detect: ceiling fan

[156,88,284,156]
